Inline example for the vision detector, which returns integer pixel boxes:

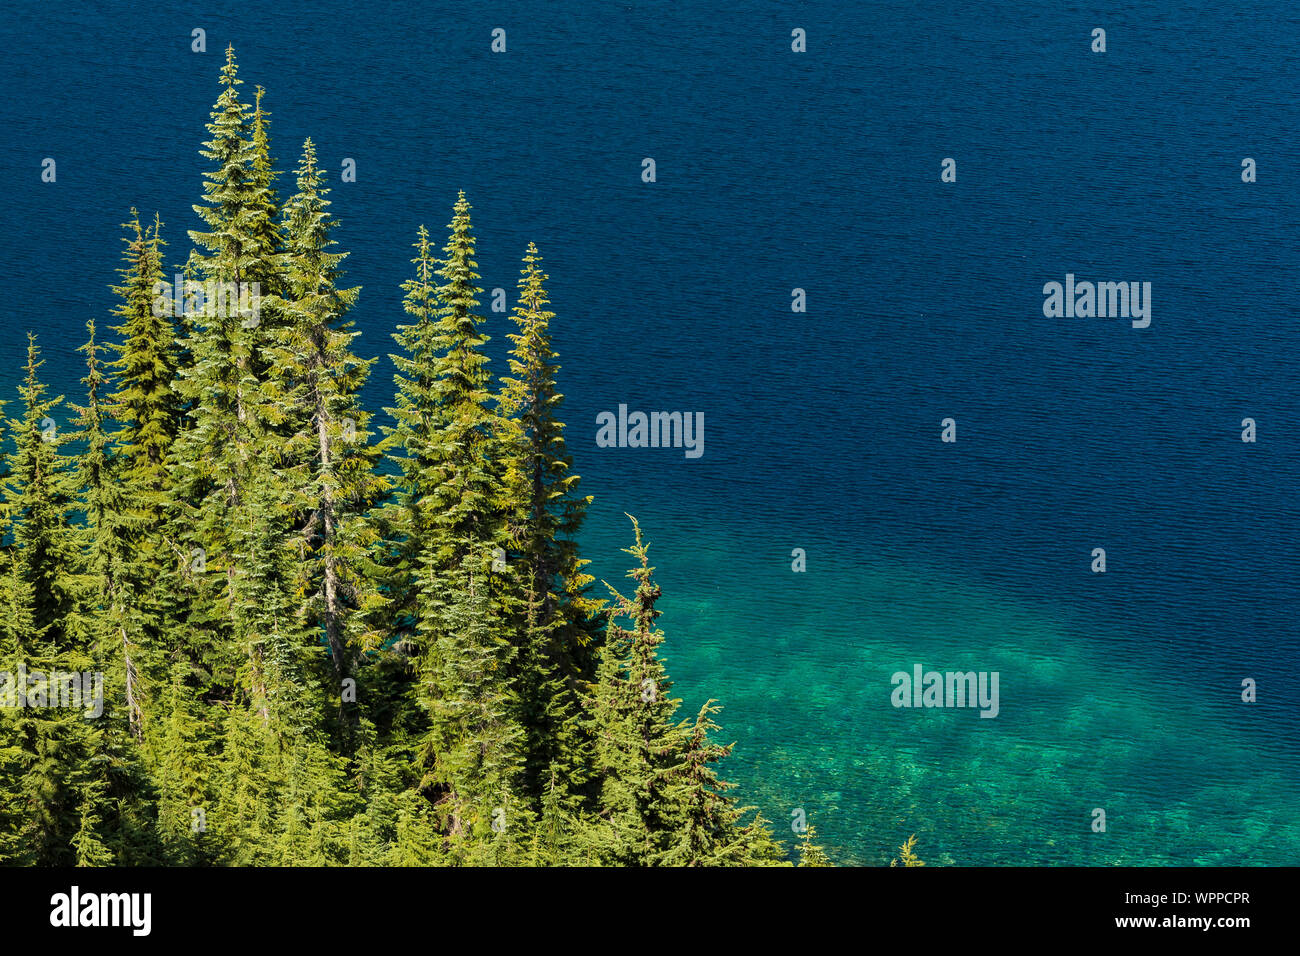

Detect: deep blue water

[2,1,1298,864]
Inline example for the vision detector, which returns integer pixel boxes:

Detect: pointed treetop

[220,45,241,87]
[23,332,44,389]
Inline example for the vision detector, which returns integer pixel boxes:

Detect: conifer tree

[385,196,520,846]
[101,212,178,740]
[498,243,602,805]
[106,211,179,509]
[169,46,285,701]
[154,662,215,865]
[663,700,784,865]
[0,337,99,864]
[376,226,443,651]
[798,825,834,867]
[421,192,502,584]
[212,468,353,864]
[248,86,285,299]
[270,138,383,712]
[71,318,141,737]
[167,46,260,689]
[65,320,163,863]
[584,518,782,866]
[585,517,687,865]
[4,336,81,649]
[528,764,584,865]
[421,547,522,845]
[890,833,925,867]
[71,784,115,867]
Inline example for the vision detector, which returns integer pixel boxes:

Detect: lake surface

[3,0,1297,864]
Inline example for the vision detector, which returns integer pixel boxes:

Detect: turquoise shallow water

[579,509,1300,866]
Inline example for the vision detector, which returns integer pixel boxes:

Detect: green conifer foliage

[385,196,521,848]
[270,138,383,704]
[584,518,784,866]
[0,55,810,866]
[100,212,180,741]
[379,225,444,637]
[890,833,925,867]
[4,336,80,650]
[0,337,101,864]
[498,243,602,805]
[106,211,179,507]
[421,548,522,845]
[585,517,687,864]
[797,825,834,867]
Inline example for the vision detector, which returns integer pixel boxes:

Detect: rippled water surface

[4,1,1297,863]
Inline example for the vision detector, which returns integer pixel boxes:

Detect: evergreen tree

[247,85,285,299]
[890,833,925,867]
[584,518,782,866]
[498,243,602,805]
[663,700,784,866]
[168,46,283,690]
[269,138,383,725]
[378,225,443,642]
[584,517,687,865]
[798,825,834,867]
[0,337,99,864]
[72,318,143,738]
[71,783,115,867]
[66,320,163,864]
[528,764,583,865]
[101,212,179,739]
[154,662,215,865]
[421,548,522,846]
[106,210,179,511]
[385,195,520,849]
[4,336,81,649]
[420,192,502,586]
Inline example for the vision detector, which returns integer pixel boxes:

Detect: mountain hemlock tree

[379,225,443,650]
[103,211,179,741]
[269,138,383,723]
[890,833,925,867]
[0,337,98,864]
[585,517,691,865]
[498,243,603,808]
[67,319,163,864]
[797,825,834,867]
[386,195,523,849]
[584,517,783,866]
[170,44,284,701]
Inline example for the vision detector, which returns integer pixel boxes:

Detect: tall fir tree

[421,547,522,848]
[168,46,285,700]
[497,243,603,806]
[106,210,179,511]
[798,825,834,867]
[663,700,785,865]
[584,517,686,865]
[4,336,82,649]
[584,518,782,866]
[0,337,99,864]
[66,319,163,863]
[378,225,443,643]
[384,195,521,846]
[269,138,384,730]
[102,211,178,741]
